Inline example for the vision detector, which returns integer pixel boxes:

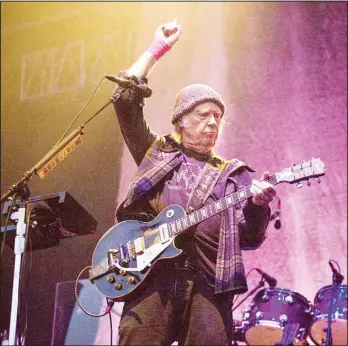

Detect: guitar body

[92,205,186,301]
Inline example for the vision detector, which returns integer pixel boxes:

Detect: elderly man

[111,19,276,346]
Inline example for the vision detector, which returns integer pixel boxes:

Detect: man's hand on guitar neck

[250,171,277,206]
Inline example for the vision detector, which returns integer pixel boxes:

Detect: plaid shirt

[113,90,270,295]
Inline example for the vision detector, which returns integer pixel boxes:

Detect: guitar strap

[185,159,229,213]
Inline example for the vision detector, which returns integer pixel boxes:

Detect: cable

[0,193,18,257]
[74,266,115,345]
[74,265,113,318]
[108,304,113,346]
[53,76,106,148]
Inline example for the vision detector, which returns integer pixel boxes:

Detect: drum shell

[242,288,313,345]
[312,284,347,320]
[309,284,347,346]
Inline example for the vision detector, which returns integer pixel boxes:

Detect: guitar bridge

[108,248,120,266]
[88,248,121,282]
[127,241,136,259]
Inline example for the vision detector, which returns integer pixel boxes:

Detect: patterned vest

[116,135,251,294]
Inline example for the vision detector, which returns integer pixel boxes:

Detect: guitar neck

[168,173,279,236]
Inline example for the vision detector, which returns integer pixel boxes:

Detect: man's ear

[178,117,185,128]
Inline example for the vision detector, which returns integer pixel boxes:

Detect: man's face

[178,101,223,155]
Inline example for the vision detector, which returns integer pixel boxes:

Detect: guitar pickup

[133,237,145,255]
[159,224,170,243]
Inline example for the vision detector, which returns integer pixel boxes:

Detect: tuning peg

[307,179,311,186]
[296,182,303,188]
[316,177,321,184]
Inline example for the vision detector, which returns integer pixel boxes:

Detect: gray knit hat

[171,84,225,124]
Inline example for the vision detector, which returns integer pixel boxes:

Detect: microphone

[105,75,152,98]
[329,261,344,284]
[256,268,277,288]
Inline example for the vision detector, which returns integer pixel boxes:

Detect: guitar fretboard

[168,173,278,236]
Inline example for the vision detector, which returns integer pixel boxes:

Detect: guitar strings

[125,175,279,255]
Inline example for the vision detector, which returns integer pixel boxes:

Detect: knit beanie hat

[171,84,225,124]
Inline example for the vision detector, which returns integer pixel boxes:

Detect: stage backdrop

[1,2,346,345]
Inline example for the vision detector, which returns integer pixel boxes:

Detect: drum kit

[232,284,347,346]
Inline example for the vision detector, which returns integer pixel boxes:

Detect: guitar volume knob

[114,283,123,290]
[119,269,127,276]
[106,275,115,283]
[127,276,136,284]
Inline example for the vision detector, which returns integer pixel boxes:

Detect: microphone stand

[232,278,265,312]
[1,84,130,345]
[325,271,343,346]
[5,188,29,346]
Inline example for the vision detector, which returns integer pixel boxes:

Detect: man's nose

[207,115,218,125]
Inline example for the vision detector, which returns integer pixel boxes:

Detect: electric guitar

[89,158,325,301]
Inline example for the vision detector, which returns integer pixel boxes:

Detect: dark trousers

[118,267,233,345]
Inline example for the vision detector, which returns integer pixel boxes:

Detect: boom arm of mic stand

[0,127,84,203]
[232,279,265,312]
[1,96,118,204]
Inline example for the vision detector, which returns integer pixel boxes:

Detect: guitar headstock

[276,158,325,186]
